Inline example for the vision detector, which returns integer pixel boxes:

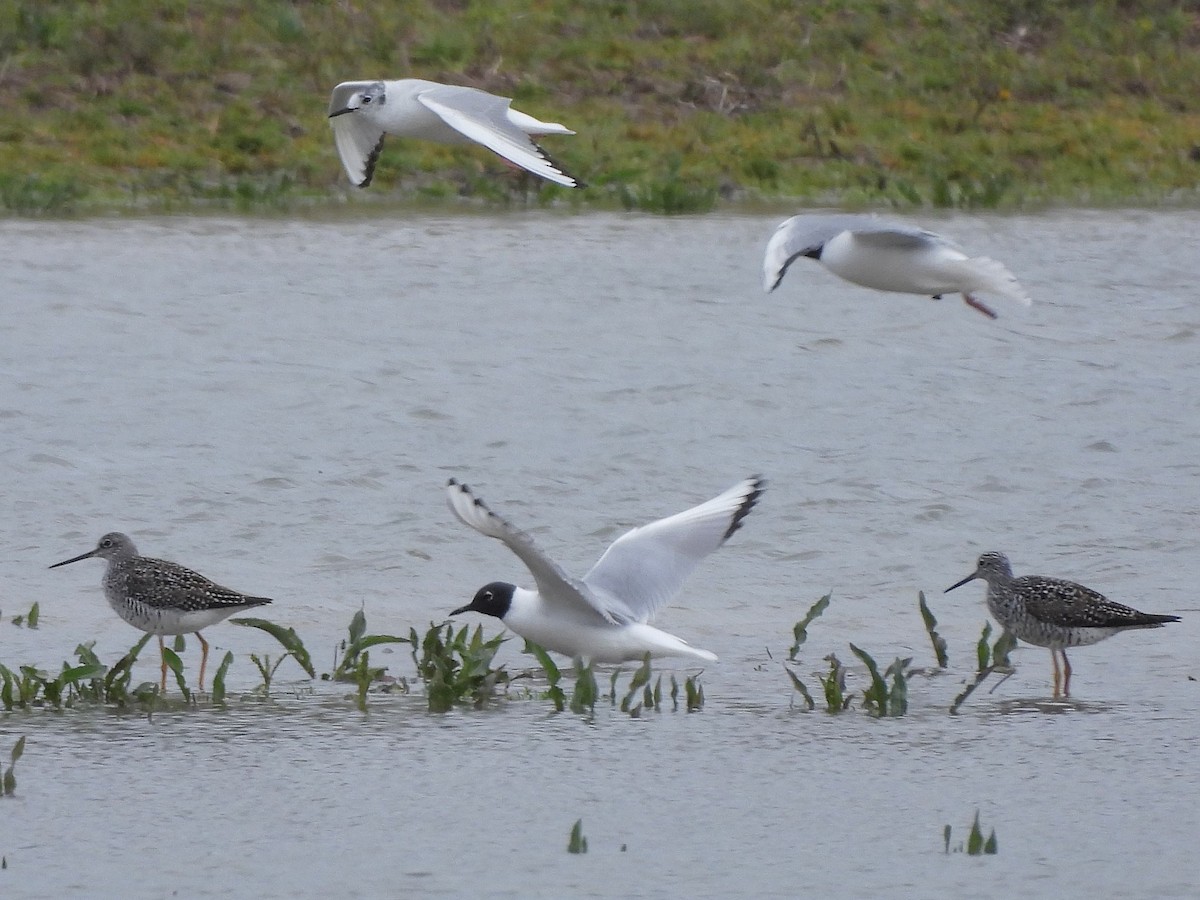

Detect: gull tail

[627,624,718,663]
[507,109,575,136]
[964,256,1032,307]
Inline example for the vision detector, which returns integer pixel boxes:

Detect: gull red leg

[962,293,998,319]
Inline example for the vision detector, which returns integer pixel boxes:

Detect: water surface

[1,210,1197,897]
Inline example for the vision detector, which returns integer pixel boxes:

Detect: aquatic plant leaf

[161,648,190,700]
[784,666,815,710]
[27,602,39,629]
[58,663,106,686]
[571,662,598,715]
[943,824,952,854]
[976,622,993,672]
[967,811,984,855]
[620,654,653,711]
[211,651,235,704]
[849,643,889,716]
[353,633,409,653]
[992,630,1017,668]
[348,609,367,645]
[789,593,831,660]
[232,617,315,677]
[568,819,588,854]
[918,591,949,667]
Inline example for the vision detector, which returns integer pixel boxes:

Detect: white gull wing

[446,479,616,625]
[582,476,765,625]
[330,107,386,187]
[416,86,580,187]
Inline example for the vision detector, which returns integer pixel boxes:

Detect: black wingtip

[359,135,385,188]
[723,475,766,542]
[530,140,584,188]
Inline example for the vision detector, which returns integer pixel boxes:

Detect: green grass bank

[1,0,1198,214]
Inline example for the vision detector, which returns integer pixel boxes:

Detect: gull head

[49,531,138,569]
[945,551,1013,593]
[451,581,515,620]
[328,81,386,118]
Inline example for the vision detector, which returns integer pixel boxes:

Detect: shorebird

[328,78,582,188]
[762,213,1031,318]
[446,476,765,664]
[945,551,1179,697]
[50,532,273,693]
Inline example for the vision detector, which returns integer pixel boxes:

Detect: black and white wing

[446,479,614,624]
[416,85,580,187]
[582,476,765,624]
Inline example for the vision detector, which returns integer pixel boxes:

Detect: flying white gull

[446,476,765,664]
[763,213,1031,318]
[328,78,582,188]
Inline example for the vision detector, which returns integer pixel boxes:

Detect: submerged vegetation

[0,1,1198,213]
[2,736,24,797]
[0,609,707,718]
[944,811,999,855]
[785,592,1024,715]
[567,819,588,855]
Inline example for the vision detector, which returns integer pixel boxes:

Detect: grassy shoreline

[2,1,1198,215]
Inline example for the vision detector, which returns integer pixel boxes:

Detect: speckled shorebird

[945,551,1179,698]
[50,532,273,693]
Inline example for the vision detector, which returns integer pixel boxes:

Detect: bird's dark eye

[361,95,372,104]
[483,591,493,601]
[101,539,113,548]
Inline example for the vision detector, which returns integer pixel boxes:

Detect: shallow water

[1,210,1198,897]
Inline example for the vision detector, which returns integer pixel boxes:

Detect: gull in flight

[446,476,765,664]
[328,78,582,188]
[763,213,1031,318]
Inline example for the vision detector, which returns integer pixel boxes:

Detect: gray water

[1,210,1197,898]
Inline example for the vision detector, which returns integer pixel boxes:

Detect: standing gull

[446,476,765,664]
[762,213,1031,318]
[50,532,274,693]
[328,78,582,188]
[945,551,1179,697]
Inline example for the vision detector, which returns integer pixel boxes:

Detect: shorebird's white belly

[105,593,240,636]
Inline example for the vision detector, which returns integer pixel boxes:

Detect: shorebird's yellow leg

[1051,650,1061,699]
[1062,650,1072,698]
[158,635,167,694]
[195,632,210,691]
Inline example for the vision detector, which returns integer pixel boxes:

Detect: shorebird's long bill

[944,571,979,593]
[49,548,98,569]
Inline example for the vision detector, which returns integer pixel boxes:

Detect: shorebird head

[49,532,138,569]
[451,581,515,620]
[945,551,1013,593]
[328,81,386,118]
